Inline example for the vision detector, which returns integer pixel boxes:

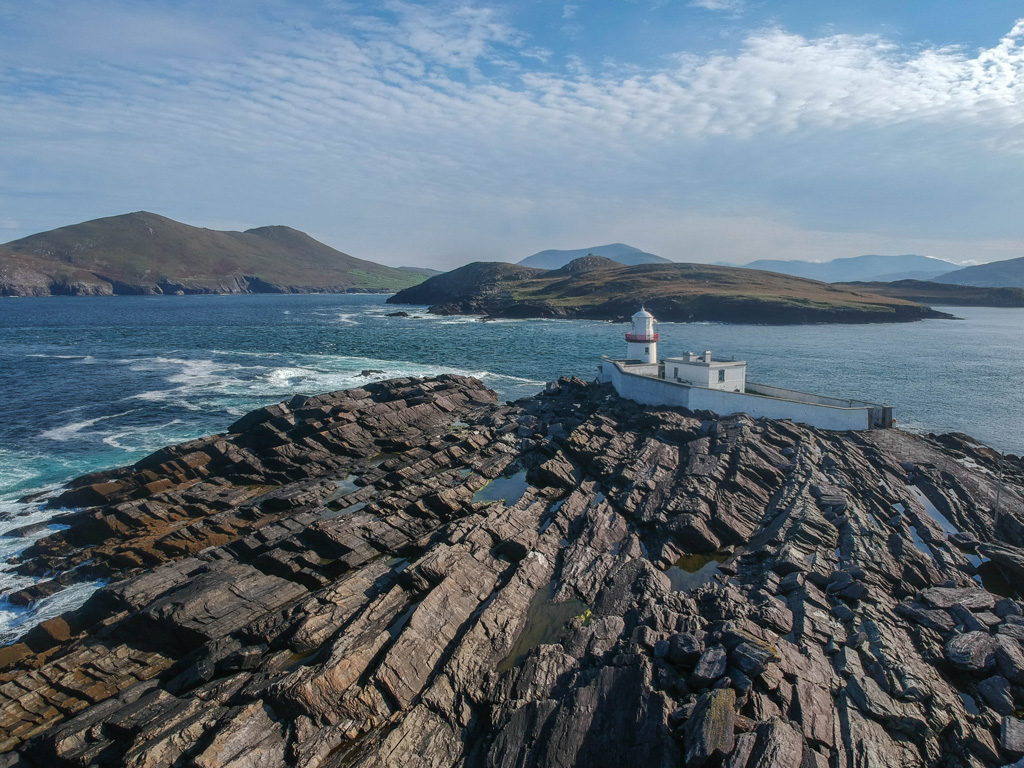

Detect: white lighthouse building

[599,307,894,431]
[626,307,658,364]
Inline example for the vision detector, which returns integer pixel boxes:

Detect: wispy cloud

[0,2,1022,266]
[689,0,745,14]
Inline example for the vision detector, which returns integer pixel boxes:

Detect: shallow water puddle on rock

[664,552,729,593]
[321,501,368,520]
[369,453,400,468]
[497,581,587,673]
[909,485,960,536]
[909,525,937,562]
[473,469,529,505]
[538,495,569,534]
[959,693,981,716]
[323,475,359,503]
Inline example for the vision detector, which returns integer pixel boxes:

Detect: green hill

[833,279,1024,307]
[390,258,951,324]
[0,212,427,296]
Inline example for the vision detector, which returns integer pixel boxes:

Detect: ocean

[1,293,1022,639]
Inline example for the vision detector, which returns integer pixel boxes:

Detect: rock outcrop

[0,374,1022,768]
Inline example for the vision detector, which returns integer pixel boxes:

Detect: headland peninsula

[388,257,954,324]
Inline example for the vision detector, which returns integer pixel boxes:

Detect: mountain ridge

[738,254,959,283]
[933,255,1024,288]
[519,243,670,269]
[0,211,427,296]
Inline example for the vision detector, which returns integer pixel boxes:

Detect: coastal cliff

[388,259,952,324]
[1,376,1023,767]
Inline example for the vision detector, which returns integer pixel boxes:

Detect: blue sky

[1,1,1023,268]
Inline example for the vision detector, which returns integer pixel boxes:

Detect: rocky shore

[1,375,1023,767]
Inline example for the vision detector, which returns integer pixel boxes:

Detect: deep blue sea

[0,294,1022,639]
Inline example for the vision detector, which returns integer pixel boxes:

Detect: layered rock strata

[0,375,1022,768]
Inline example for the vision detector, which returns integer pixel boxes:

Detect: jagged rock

[667,632,706,668]
[192,702,286,768]
[745,717,805,768]
[977,675,1015,716]
[946,632,999,673]
[683,689,736,767]
[895,601,956,633]
[994,634,1024,683]
[691,646,729,689]
[1,374,1023,768]
[951,604,991,632]
[1003,717,1024,757]
[730,641,780,677]
[920,587,996,611]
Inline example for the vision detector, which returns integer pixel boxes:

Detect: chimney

[704,350,712,363]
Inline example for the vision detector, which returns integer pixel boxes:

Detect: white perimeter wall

[688,386,870,430]
[603,361,871,430]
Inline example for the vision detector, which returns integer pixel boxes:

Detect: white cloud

[0,3,1023,266]
[689,0,745,14]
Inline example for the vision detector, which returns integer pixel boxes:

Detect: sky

[1,1,1023,269]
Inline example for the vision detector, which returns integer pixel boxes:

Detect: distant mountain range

[0,212,428,296]
[933,256,1024,288]
[519,243,670,269]
[736,254,960,283]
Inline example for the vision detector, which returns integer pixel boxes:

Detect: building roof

[632,307,654,319]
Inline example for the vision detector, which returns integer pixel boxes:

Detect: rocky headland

[1,375,1023,767]
[388,259,953,324]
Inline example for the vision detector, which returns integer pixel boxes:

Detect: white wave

[210,349,282,358]
[131,390,205,410]
[0,579,106,645]
[266,367,318,387]
[101,419,186,451]
[0,450,45,493]
[0,506,59,541]
[24,353,90,360]
[336,313,360,325]
[39,412,129,442]
[126,356,250,386]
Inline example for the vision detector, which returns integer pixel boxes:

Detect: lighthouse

[626,307,658,364]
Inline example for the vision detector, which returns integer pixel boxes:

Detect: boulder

[682,689,736,767]
[945,632,998,673]
[691,646,729,689]
[977,675,1015,716]
[920,587,996,612]
[1003,716,1024,757]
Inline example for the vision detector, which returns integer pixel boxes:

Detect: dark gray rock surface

[0,374,1022,767]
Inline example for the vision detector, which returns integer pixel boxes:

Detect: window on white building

[718,370,726,382]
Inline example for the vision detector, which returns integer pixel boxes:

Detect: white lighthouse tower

[626,307,658,364]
